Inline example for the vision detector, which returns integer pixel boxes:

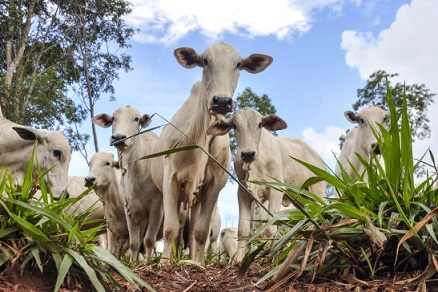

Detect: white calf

[207,107,327,262]
[93,106,163,262]
[85,152,129,259]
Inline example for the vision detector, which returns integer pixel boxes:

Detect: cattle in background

[219,227,238,261]
[150,42,272,265]
[0,116,71,199]
[85,152,128,259]
[93,106,163,262]
[335,106,390,181]
[206,204,221,253]
[207,107,326,262]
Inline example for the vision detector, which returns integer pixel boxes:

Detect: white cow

[85,152,129,259]
[0,117,71,199]
[335,106,390,181]
[65,176,104,220]
[93,106,163,262]
[207,107,327,262]
[150,42,272,265]
[219,227,238,261]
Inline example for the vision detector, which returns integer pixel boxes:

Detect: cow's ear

[92,114,113,128]
[344,111,358,124]
[240,54,273,73]
[207,120,233,136]
[262,114,287,131]
[174,47,201,69]
[13,126,39,141]
[140,114,152,129]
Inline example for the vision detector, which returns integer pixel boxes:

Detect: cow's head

[92,106,151,150]
[174,42,273,116]
[12,127,71,200]
[207,107,287,164]
[85,152,119,191]
[344,106,390,156]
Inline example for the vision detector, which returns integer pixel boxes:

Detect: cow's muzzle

[372,143,381,155]
[84,176,96,188]
[241,151,256,163]
[211,96,234,115]
[110,134,127,148]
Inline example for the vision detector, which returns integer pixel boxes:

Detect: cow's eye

[203,58,209,67]
[258,122,263,129]
[53,150,62,159]
[134,117,139,122]
[359,118,365,125]
[105,161,111,166]
[383,117,388,124]
[236,61,241,69]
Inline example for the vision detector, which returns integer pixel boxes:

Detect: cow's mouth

[110,139,126,149]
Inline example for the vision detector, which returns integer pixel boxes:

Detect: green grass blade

[54,254,73,292]
[90,245,155,291]
[65,248,106,292]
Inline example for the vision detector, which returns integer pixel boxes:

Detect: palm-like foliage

[242,86,437,290]
[0,151,153,292]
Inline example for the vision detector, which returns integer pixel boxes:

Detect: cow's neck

[185,87,212,147]
[118,134,146,174]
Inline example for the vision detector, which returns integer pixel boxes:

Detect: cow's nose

[110,134,126,147]
[241,151,256,162]
[84,176,96,188]
[212,96,233,115]
[372,143,381,155]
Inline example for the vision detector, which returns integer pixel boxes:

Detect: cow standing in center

[151,42,273,265]
[93,106,163,262]
[207,107,327,262]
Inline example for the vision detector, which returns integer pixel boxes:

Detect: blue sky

[69,0,438,227]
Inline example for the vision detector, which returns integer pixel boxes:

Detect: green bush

[0,150,153,292]
[243,85,437,289]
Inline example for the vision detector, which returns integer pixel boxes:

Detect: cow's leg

[107,228,115,255]
[265,188,283,238]
[161,173,181,262]
[125,198,143,262]
[191,187,218,265]
[143,188,164,263]
[236,185,253,263]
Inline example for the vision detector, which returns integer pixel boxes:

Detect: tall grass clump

[0,151,153,292]
[244,86,437,290]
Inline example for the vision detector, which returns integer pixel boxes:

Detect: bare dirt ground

[0,262,428,292]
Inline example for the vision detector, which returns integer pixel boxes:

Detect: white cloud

[127,0,357,45]
[302,126,345,171]
[341,0,438,171]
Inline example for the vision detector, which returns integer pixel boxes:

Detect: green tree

[229,87,277,158]
[353,70,435,141]
[0,0,133,160]
[339,70,435,150]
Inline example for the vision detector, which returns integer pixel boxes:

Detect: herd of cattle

[0,42,390,265]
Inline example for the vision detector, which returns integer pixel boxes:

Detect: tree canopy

[0,0,134,159]
[353,70,435,141]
